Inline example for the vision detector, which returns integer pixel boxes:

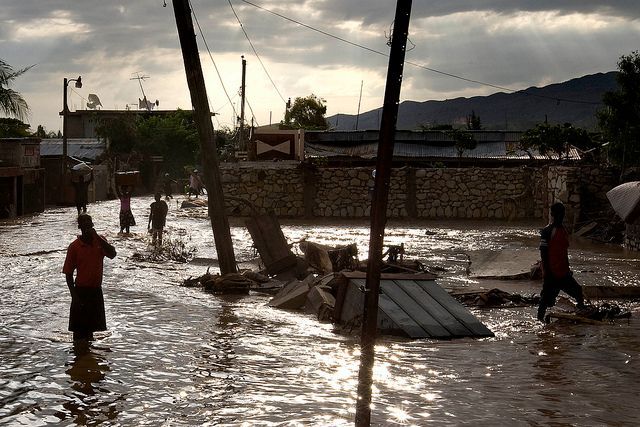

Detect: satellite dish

[87,94,103,110]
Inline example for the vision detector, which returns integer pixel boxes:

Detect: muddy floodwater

[1,196,640,426]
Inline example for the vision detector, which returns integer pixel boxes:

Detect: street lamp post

[61,76,82,204]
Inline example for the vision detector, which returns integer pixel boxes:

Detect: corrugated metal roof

[303,130,580,161]
[305,140,580,160]
[40,139,106,160]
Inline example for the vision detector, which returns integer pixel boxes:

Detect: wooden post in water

[354,1,412,425]
[171,0,238,275]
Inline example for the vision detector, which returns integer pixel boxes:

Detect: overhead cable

[189,0,238,119]
[228,0,287,105]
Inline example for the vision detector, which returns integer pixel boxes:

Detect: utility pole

[239,55,247,151]
[355,80,363,130]
[171,0,237,275]
[354,1,412,425]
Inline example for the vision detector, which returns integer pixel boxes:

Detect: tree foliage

[0,59,33,121]
[598,51,640,169]
[519,122,593,159]
[0,118,31,137]
[447,129,477,158]
[94,109,236,176]
[283,94,329,130]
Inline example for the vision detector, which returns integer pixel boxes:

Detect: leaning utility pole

[354,1,412,425]
[172,0,237,275]
[239,55,247,151]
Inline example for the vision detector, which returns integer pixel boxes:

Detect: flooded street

[1,195,640,426]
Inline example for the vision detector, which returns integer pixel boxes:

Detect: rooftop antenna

[130,72,158,111]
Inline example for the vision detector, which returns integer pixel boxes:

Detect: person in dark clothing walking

[72,171,94,214]
[537,202,585,322]
[162,173,177,200]
[63,214,116,341]
[148,192,168,247]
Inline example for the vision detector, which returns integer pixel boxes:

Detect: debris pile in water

[453,288,540,307]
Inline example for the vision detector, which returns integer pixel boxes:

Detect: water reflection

[2,200,640,425]
[63,341,117,425]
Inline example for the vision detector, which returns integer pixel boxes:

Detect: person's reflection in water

[64,341,118,424]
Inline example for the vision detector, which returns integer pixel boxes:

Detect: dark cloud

[1,0,639,130]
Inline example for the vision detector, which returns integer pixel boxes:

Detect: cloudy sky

[2,0,639,132]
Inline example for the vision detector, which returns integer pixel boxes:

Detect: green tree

[598,51,640,171]
[0,60,32,121]
[447,129,477,159]
[95,112,139,153]
[33,125,47,138]
[0,117,31,137]
[519,122,593,159]
[283,94,329,130]
[136,109,200,175]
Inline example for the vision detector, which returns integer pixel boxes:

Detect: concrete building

[0,138,45,218]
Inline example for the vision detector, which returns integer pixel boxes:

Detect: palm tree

[0,59,33,121]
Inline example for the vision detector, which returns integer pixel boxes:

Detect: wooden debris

[452,288,540,307]
[547,303,631,324]
[299,240,333,274]
[181,198,208,208]
[305,285,336,322]
[246,212,297,275]
[203,273,254,294]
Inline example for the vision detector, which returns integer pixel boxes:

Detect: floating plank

[394,280,473,337]
[547,312,608,325]
[379,280,451,338]
[416,280,494,337]
[245,212,297,275]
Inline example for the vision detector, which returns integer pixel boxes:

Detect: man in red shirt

[63,214,117,340]
[537,202,585,322]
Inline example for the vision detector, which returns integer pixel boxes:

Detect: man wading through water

[63,214,117,340]
[537,202,586,322]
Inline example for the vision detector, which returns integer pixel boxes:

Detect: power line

[228,0,287,105]
[245,97,260,127]
[239,0,603,106]
[189,0,238,119]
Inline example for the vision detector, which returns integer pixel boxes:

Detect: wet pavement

[1,195,640,425]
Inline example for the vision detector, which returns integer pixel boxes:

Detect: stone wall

[221,162,306,217]
[219,162,559,220]
[414,167,545,219]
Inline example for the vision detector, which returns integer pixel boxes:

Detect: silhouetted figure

[63,214,116,341]
[537,202,585,322]
[72,171,94,214]
[148,192,168,247]
[116,185,135,234]
[188,169,203,198]
[162,173,177,199]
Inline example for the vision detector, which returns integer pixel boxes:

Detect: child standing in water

[116,185,136,234]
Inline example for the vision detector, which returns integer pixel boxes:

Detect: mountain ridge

[327,71,617,131]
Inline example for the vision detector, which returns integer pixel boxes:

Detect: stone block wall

[413,167,544,219]
[221,163,305,217]
[218,163,558,220]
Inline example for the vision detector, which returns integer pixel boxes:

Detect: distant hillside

[327,72,617,131]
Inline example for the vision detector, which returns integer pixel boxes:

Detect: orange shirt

[62,235,110,288]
